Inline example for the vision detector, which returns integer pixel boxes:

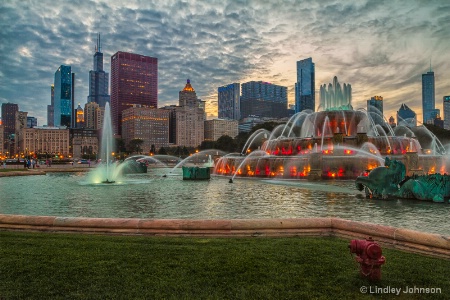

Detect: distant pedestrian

[88,159,91,168]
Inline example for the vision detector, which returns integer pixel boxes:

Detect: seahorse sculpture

[355,158,450,202]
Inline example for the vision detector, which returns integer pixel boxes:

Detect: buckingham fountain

[214,92,449,182]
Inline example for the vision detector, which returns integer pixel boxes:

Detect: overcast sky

[1,0,449,126]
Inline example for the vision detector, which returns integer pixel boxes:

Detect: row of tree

[108,122,280,159]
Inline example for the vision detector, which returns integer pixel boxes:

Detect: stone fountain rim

[0,214,448,259]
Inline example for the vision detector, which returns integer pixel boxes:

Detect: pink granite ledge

[0,214,448,258]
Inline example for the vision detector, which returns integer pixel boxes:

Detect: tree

[174,146,182,156]
[150,144,156,155]
[115,138,127,159]
[216,135,237,153]
[200,140,216,150]
[182,146,190,156]
[158,147,167,155]
[128,139,144,154]
[250,121,279,134]
[234,132,250,154]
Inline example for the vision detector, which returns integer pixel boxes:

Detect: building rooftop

[182,79,195,92]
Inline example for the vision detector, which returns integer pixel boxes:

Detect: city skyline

[1,0,449,126]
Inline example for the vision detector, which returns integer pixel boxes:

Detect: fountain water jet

[214,107,449,180]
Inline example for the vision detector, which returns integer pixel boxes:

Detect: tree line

[110,122,280,159]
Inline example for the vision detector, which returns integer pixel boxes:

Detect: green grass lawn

[0,231,448,299]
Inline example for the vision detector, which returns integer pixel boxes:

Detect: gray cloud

[1,0,449,126]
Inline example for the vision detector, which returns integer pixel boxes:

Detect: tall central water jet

[100,103,115,183]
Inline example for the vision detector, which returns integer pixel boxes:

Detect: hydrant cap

[366,243,382,259]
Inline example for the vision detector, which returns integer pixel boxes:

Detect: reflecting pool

[0,169,449,236]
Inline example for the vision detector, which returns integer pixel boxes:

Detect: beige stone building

[122,106,170,153]
[204,119,239,141]
[84,102,104,130]
[71,128,99,159]
[20,126,70,158]
[162,80,205,148]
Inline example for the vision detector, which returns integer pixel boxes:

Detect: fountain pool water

[0,169,449,236]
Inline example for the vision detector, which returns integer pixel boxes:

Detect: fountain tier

[214,110,449,180]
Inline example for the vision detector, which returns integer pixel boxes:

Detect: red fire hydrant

[349,237,386,281]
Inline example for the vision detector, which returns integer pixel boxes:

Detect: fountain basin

[1,214,448,258]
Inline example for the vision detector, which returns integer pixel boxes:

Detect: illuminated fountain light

[214,108,449,180]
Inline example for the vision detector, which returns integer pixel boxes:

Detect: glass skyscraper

[367,96,384,126]
[422,70,436,123]
[240,81,288,119]
[397,103,417,127]
[218,83,240,120]
[295,57,315,113]
[87,34,110,108]
[111,51,158,136]
[53,65,73,127]
[47,85,54,127]
[444,95,450,130]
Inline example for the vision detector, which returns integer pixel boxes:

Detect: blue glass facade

[367,96,384,126]
[295,57,315,113]
[87,34,110,107]
[422,71,435,123]
[397,103,417,127]
[54,65,72,127]
[218,83,240,120]
[444,96,450,130]
[241,81,287,103]
[240,81,288,119]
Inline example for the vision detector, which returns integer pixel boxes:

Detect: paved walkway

[0,163,93,177]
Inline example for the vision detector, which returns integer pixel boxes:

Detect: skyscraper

[47,85,54,126]
[444,95,450,130]
[84,102,104,130]
[53,65,73,127]
[422,70,436,123]
[1,102,18,153]
[110,51,158,135]
[162,80,205,147]
[218,83,240,120]
[240,81,288,119]
[122,105,170,152]
[295,57,315,113]
[397,103,417,127]
[75,103,84,128]
[87,34,110,108]
[367,96,384,126]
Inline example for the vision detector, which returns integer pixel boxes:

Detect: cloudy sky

[1,0,449,126]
